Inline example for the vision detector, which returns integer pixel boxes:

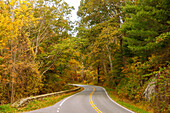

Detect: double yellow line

[89,87,103,113]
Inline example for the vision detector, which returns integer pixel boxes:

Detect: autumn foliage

[0,0,75,104]
[77,0,169,112]
[0,0,169,112]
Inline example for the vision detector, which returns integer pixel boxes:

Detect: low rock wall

[12,86,81,108]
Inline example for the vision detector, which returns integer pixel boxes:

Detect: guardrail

[12,86,81,108]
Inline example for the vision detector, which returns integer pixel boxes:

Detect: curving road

[26,85,135,113]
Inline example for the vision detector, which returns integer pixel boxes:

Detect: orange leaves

[69,59,79,65]
[50,67,55,71]
[39,47,44,53]
[8,60,13,64]
[74,51,80,57]
[2,78,9,83]
[99,75,105,82]
[0,64,6,68]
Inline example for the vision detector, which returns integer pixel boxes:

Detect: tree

[121,0,170,60]
[77,0,126,84]
[117,0,170,112]
[0,0,41,103]
[0,0,75,104]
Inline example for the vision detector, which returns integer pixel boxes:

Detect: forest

[0,0,169,112]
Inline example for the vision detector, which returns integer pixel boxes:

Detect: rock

[143,78,156,101]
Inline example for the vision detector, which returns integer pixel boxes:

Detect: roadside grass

[0,104,17,113]
[103,86,153,113]
[0,87,83,113]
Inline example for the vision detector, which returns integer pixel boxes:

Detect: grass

[103,86,153,113]
[0,104,17,113]
[0,87,83,113]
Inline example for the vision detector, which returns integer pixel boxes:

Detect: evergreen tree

[121,0,170,60]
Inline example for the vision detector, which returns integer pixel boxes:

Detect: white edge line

[100,86,135,113]
[59,95,74,106]
[59,87,84,107]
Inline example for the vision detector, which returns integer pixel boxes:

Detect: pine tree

[121,0,170,60]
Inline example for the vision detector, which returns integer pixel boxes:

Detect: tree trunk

[106,45,113,73]
[120,36,126,68]
[102,60,107,75]
[81,61,84,82]
[10,40,15,103]
[97,65,100,84]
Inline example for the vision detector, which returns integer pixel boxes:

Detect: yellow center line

[89,87,103,113]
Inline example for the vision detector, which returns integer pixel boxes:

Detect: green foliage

[0,104,17,113]
[153,66,169,113]
[103,86,150,113]
[0,0,169,112]
[77,0,124,25]
[121,0,170,57]
[117,1,170,111]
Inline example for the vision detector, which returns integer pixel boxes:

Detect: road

[26,85,135,113]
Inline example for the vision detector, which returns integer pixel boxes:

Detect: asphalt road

[26,85,135,113]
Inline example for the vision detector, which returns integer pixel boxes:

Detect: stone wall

[12,86,81,108]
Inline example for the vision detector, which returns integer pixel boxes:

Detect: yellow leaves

[0,0,39,48]
[0,1,3,5]
[83,80,87,84]
[18,15,23,19]
[74,51,80,57]
[19,0,22,4]
[22,4,28,10]
[69,59,81,68]
[10,0,17,6]
[99,25,120,45]
[22,1,28,4]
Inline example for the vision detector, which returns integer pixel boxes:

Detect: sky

[63,0,81,36]
[64,0,81,22]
